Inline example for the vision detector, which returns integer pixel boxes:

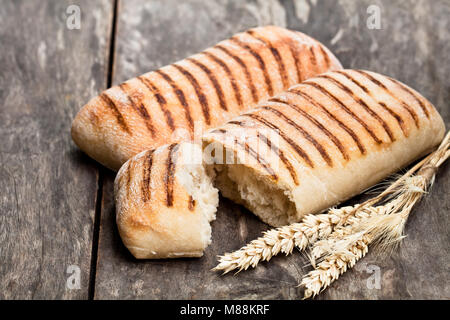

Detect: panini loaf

[72,26,342,171]
[203,69,445,227]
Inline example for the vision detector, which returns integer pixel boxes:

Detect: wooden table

[1,0,448,300]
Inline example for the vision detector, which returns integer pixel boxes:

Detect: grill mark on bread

[99,93,131,134]
[227,120,247,127]
[124,160,132,199]
[186,57,228,111]
[141,150,154,202]
[318,45,331,69]
[257,132,299,185]
[317,74,395,142]
[200,51,243,107]
[246,30,289,88]
[336,71,371,94]
[119,82,156,137]
[286,42,302,83]
[241,113,314,168]
[165,143,179,207]
[336,70,408,136]
[137,76,175,131]
[354,70,420,127]
[238,138,278,181]
[302,81,383,145]
[188,196,196,211]
[215,44,258,102]
[387,76,430,118]
[227,120,299,185]
[154,69,195,130]
[87,110,100,127]
[230,37,274,96]
[259,104,333,166]
[290,89,366,155]
[211,129,278,180]
[172,64,211,125]
[309,47,318,70]
[378,102,408,136]
[269,97,349,161]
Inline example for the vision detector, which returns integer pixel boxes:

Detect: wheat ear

[302,232,371,299]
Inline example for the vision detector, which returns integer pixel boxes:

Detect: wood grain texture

[2,0,445,300]
[0,0,113,299]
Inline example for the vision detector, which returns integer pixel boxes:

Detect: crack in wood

[88,0,120,301]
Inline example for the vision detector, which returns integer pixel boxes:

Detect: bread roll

[72,26,342,171]
[202,69,445,227]
[115,142,218,259]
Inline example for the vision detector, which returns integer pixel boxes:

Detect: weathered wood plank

[0,0,113,299]
[94,0,449,299]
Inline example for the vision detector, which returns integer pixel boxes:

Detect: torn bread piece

[115,142,218,259]
[202,69,445,227]
[72,25,342,171]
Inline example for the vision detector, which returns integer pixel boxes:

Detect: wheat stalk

[301,132,449,299]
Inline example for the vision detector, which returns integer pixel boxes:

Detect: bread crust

[203,69,446,226]
[72,26,342,170]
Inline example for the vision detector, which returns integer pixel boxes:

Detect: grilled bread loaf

[115,142,218,259]
[203,70,446,227]
[72,26,342,171]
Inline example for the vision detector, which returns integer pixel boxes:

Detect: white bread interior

[176,149,219,249]
[207,163,297,227]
